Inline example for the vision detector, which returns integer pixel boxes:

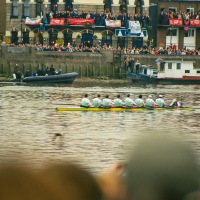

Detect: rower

[145,95,157,107]
[156,95,166,107]
[124,94,136,107]
[170,99,180,107]
[135,95,145,107]
[81,94,92,108]
[114,94,124,107]
[102,95,114,108]
[92,94,102,108]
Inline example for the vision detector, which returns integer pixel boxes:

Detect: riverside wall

[0,45,200,79]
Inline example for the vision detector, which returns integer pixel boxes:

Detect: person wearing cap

[145,95,157,107]
[114,95,124,107]
[156,95,166,107]
[170,99,180,107]
[124,94,136,107]
[135,95,145,107]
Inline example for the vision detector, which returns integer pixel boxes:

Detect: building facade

[155,0,200,50]
[5,0,150,48]
[0,0,6,42]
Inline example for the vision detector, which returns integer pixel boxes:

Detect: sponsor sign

[169,18,183,26]
[25,17,41,25]
[190,19,200,26]
[67,18,94,25]
[105,20,121,28]
[115,29,126,37]
[50,18,65,26]
[129,21,141,36]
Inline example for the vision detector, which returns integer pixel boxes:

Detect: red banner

[190,19,200,26]
[67,18,94,25]
[169,18,182,26]
[50,18,65,26]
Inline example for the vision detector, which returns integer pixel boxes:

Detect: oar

[144,106,155,110]
[53,103,80,106]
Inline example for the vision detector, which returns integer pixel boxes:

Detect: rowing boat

[56,107,195,112]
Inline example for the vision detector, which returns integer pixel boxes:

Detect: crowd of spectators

[160,9,200,25]
[45,10,151,28]
[3,42,200,56]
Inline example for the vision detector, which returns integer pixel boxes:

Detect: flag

[25,16,41,25]
[190,19,200,26]
[50,18,65,26]
[67,18,94,25]
[129,21,141,36]
[105,20,121,28]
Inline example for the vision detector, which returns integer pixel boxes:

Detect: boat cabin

[158,60,198,79]
[137,60,198,79]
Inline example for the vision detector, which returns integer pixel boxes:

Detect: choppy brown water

[0,82,200,173]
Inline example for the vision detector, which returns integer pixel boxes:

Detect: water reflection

[0,84,200,173]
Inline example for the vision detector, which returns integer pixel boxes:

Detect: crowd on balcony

[45,10,151,28]
[159,9,200,25]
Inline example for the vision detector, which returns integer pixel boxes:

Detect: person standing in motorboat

[92,94,102,108]
[124,94,136,107]
[102,95,114,108]
[145,95,157,107]
[114,95,124,107]
[81,94,92,108]
[135,60,141,74]
[155,57,163,72]
[156,95,166,107]
[135,95,145,107]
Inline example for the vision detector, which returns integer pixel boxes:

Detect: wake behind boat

[56,106,195,112]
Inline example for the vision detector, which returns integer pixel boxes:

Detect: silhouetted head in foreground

[0,162,103,200]
[126,133,200,200]
[40,162,103,200]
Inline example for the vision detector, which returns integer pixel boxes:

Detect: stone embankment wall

[0,45,200,79]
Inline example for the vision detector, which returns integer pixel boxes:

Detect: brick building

[0,0,6,42]
[4,0,150,48]
[150,0,200,50]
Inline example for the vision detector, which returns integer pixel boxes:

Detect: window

[188,29,195,37]
[12,0,18,18]
[185,70,190,73]
[184,28,195,37]
[177,63,181,69]
[102,33,112,47]
[24,0,30,17]
[142,30,147,37]
[186,8,194,13]
[37,0,44,17]
[168,63,172,69]
[197,70,200,74]
[169,7,177,12]
[166,28,177,36]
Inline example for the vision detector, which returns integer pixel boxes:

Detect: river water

[0,80,200,173]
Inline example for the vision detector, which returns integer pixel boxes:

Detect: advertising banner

[129,21,141,36]
[25,17,41,25]
[67,18,94,25]
[169,18,183,26]
[105,20,121,28]
[50,18,65,26]
[190,19,200,26]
